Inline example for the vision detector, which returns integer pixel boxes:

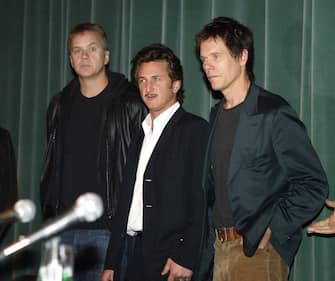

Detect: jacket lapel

[228,83,262,184]
[144,107,184,173]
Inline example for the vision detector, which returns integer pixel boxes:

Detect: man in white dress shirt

[102,44,209,281]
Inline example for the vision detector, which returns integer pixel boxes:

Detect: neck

[79,72,108,98]
[222,77,250,109]
[149,101,178,129]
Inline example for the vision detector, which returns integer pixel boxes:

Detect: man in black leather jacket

[40,23,146,281]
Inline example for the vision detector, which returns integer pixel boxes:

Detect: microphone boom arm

[0,192,103,261]
[3,210,78,257]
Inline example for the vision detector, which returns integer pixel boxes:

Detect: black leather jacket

[40,71,147,221]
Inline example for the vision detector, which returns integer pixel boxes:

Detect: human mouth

[207,75,219,80]
[80,63,91,68]
[144,93,157,99]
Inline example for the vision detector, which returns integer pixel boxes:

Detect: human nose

[145,80,154,93]
[202,59,212,72]
[81,49,89,59]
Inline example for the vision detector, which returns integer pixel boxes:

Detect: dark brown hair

[196,17,255,81]
[131,43,184,103]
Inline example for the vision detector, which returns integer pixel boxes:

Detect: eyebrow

[71,42,100,49]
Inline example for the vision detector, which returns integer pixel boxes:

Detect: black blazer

[0,128,18,240]
[206,83,328,266]
[105,107,209,279]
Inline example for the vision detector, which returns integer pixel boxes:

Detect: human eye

[71,48,81,55]
[90,46,98,52]
[153,76,161,81]
[213,53,220,60]
[137,78,145,84]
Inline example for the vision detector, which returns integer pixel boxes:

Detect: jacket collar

[242,82,260,116]
[210,82,259,118]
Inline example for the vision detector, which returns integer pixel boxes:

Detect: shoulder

[49,91,62,108]
[252,85,305,129]
[105,72,147,118]
[254,85,290,114]
[108,72,135,98]
[173,110,209,150]
[47,92,62,121]
[182,110,208,123]
[178,109,209,131]
[48,78,78,109]
[107,72,144,105]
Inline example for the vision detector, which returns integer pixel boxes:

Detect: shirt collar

[142,102,180,135]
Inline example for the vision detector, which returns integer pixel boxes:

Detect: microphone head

[74,193,104,222]
[14,199,36,223]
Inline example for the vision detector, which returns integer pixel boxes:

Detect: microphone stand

[37,237,74,281]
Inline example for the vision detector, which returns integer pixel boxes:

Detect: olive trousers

[213,236,289,281]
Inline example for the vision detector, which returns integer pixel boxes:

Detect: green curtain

[0,0,334,280]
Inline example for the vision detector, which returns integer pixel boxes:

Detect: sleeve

[269,104,329,243]
[104,231,126,271]
[40,93,60,216]
[103,183,130,271]
[169,119,210,271]
[46,93,61,139]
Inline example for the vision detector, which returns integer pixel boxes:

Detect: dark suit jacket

[105,107,209,279]
[206,83,328,266]
[0,128,18,240]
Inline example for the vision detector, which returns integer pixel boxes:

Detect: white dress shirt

[127,102,180,235]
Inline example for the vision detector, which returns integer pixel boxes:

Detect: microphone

[0,193,103,260]
[0,199,36,223]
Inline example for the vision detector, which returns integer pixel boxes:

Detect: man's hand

[101,269,114,281]
[307,200,335,234]
[161,258,193,281]
[258,227,272,249]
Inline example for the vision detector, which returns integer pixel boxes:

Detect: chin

[210,84,221,91]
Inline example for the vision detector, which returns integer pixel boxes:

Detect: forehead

[137,60,169,76]
[70,31,103,47]
[200,37,228,55]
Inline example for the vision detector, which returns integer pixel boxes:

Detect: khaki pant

[213,236,289,281]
